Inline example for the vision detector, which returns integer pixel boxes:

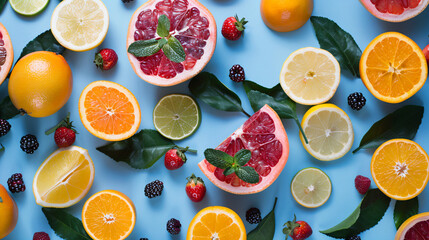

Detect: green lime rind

[9,0,50,16]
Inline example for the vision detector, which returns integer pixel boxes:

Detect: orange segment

[360,32,428,103]
[371,139,429,200]
[82,190,136,240]
[79,81,141,141]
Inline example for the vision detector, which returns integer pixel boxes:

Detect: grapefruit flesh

[199,105,289,195]
[127,0,216,87]
[360,0,429,22]
[0,23,13,86]
[395,212,429,240]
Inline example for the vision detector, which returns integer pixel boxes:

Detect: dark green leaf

[236,166,259,184]
[0,96,20,120]
[320,189,391,238]
[97,129,175,169]
[394,197,419,230]
[234,149,251,166]
[127,39,161,58]
[204,148,234,169]
[157,15,170,37]
[248,197,278,240]
[223,167,235,176]
[353,105,423,153]
[18,30,65,60]
[0,0,7,12]
[162,36,185,63]
[310,16,362,77]
[42,208,91,240]
[158,38,168,48]
[0,144,4,152]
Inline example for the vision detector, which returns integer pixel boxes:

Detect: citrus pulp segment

[78,81,141,141]
[280,47,341,105]
[395,212,429,240]
[51,0,109,51]
[199,105,289,195]
[0,23,13,86]
[9,0,49,16]
[300,104,354,161]
[291,168,332,208]
[32,146,95,208]
[371,139,429,200]
[359,0,429,22]
[360,32,428,103]
[126,0,217,87]
[153,94,201,140]
[186,206,246,240]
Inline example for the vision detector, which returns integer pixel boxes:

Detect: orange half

[79,81,141,141]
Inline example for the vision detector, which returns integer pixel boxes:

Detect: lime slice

[9,0,50,16]
[153,94,201,140]
[291,168,332,208]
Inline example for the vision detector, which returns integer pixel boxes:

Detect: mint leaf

[162,36,186,63]
[0,96,20,120]
[42,208,91,240]
[236,166,259,184]
[158,38,167,48]
[18,30,65,61]
[248,198,277,240]
[157,15,170,38]
[234,149,251,166]
[223,167,235,176]
[204,148,234,169]
[128,39,161,58]
[394,197,418,230]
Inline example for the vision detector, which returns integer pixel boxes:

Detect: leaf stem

[295,118,308,144]
[45,112,70,135]
[176,146,197,153]
[242,109,251,118]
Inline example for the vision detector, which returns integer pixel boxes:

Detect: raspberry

[346,236,361,240]
[166,218,181,235]
[20,134,39,154]
[229,64,245,82]
[33,232,50,240]
[355,175,371,194]
[0,119,11,137]
[7,173,26,193]
[348,92,366,111]
[246,208,262,224]
[144,180,163,198]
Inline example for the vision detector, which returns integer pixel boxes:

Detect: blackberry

[121,0,134,2]
[347,92,366,111]
[20,134,39,154]
[0,119,11,137]
[346,236,361,240]
[7,173,26,193]
[139,238,148,240]
[166,218,181,235]
[229,64,245,82]
[144,180,163,198]
[246,207,262,224]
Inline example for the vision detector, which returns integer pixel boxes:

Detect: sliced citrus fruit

[82,190,136,240]
[360,0,429,22]
[32,146,95,208]
[126,0,217,87]
[300,104,354,161]
[395,212,429,240]
[79,81,141,141]
[291,167,332,208]
[0,23,13,86]
[51,0,109,52]
[371,139,429,200]
[153,94,201,140]
[9,0,49,16]
[199,104,289,194]
[280,47,341,105]
[360,32,428,103]
[187,206,246,240]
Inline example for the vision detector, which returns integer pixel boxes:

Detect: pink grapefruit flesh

[395,213,429,240]
[0,23,13,86]
[199,105,289,195]
[360,0,429,22]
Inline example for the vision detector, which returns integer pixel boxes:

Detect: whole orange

[8,51,73,118]
[260,0,313,32]
[0,184,18,239]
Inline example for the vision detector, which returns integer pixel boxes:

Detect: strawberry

[221,15,248,41]
[46,113,77,148]
[283,215,312,240]
[164,148,187,170]
[94,48,118,70]
[185,174,206,202]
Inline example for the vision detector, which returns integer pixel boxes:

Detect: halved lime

[9,0,50,16]
[153,94,201,140]
[291,167,332,208]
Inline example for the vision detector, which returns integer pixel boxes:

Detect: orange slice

[360,32,428,103]
[79,81,141,141]
[82,190,136,240]
[371,139,429,200]
[187,206,246,240]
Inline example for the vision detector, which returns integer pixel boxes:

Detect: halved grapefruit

[199,105,289,195]
[0,23,13,86]
[359,0,429,22]
[395,212,429,240]
[126,0,217,87]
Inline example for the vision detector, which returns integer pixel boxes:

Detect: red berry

[185,174,206,202]
[164,149,186,170]
[423,44,429,66]
[33,232,50,240]
[283,215,312,240]
[355,175,371,195]
[94,48,118,70]
[54,127,76,148]
[221,15,248,41]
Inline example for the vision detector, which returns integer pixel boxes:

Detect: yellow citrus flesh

[360,32,428,103]
[395,212,429,240]
[260,0,313,32]
[82,190,136,240]
[371,139,429,200]
[0,184,18,239]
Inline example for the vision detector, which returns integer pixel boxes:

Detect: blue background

[1,0,429,239]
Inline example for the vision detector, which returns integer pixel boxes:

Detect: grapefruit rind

[0,23,13,86]
[395,212,429,240]
[359,0,429,22]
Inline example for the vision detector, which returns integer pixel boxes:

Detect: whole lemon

[0,184,18,239]
[260,0,313,32]
[8,51,73,118]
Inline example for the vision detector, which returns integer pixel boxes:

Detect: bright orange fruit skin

[260,0,313,32]
[0,184,18,239]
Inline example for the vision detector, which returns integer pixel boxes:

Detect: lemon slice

[300,104,354,161]
[9,0,50,16]
[33,146,95,208]
[50,0,109,52]
[280,47,341,105]
[291,168,332,208]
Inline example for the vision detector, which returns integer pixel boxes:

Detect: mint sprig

[204,148,259,184]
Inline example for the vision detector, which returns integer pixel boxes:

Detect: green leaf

[310,16,362,77]
[162,36,186,63]
[320,189,391,238]
[0,0,7,12]
[158,38,168,48]
[248,197,278,240]
[0,144,4,152]
[234,149,251,166]
[394,197,419,230]
[353,105,423,153]
[223,167,235,176]
[42,208,91,240]
[157,15,170,38]
[18,30,65,60]
[189,72,250,117]
[236,166,259,184]
[97,129,175,169]
[0,96,20,120]
[127,39,161,58]
[204,148,234,169]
